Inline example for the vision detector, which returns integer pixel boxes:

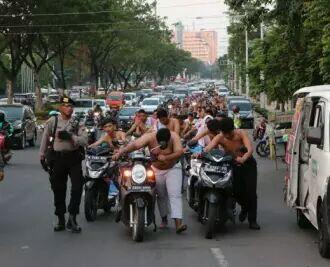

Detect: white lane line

[210,248,229,267]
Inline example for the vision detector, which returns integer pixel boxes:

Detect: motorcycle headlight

[190,159,202,177]
[200,169,232,187]
[132,164,146,184]
[88,170,103,179]
[86,161,108,178]
[168,104,173,109]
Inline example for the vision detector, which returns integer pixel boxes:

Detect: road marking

[210,248,229,267]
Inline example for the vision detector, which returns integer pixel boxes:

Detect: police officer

[40,96,87,233]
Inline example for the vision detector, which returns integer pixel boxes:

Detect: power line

[159,1,221,9]
[1,28,164,35]
[0,21,146,28]
[0,2,222,18]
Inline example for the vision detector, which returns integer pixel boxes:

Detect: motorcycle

[0,132,12,163]
[187,148,234,239]
[118,149,156,242]
[256,133,270,158]
[84,145,119,222]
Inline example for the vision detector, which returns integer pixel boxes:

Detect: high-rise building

[182,31,218,65]
[172,22,184,49]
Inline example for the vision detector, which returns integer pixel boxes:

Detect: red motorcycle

[0,132,12,163]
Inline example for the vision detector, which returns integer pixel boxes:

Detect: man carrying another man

[112,128,187,234]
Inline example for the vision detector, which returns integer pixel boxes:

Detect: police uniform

[40,96,87,233]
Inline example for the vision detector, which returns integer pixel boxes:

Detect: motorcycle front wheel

[256,141,269,157]
[132,205,145,242]
[205,202,217,239]
[84,188,98,222]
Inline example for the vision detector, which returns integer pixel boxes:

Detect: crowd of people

[39,90,260,234]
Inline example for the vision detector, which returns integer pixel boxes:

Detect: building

[182,31,218,65]
[172,22,184,49]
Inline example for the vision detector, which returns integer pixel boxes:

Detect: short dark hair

[156,128,171,143]
[216,112,227,119]
[157,108,168,119]
[138,109,147,114]
[101,117,117,127]
[205,108,214,117]
[219,118,235,133]
[207,119,221,134]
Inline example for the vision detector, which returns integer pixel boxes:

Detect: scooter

[187,148,234,239]
[117,149,156,242]
[84,145,119,222]
[256,133,270,158]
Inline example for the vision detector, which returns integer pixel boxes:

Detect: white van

[286,85,330,258]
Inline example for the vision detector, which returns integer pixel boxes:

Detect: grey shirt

[39,115,88,156]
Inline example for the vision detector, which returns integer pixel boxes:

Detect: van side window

[313,104,325,149]
[299,102,312,163]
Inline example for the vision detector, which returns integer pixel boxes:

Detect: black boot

[66,214,82,233]
[249,221,261,230]
[54,215,66,232]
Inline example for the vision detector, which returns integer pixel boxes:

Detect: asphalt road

[0,144,329,267]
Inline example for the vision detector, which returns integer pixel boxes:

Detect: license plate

[128,186,151,192]
[204,165,226,173]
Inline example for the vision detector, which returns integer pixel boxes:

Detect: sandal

[159,222,168,229]
[176,224,187,234]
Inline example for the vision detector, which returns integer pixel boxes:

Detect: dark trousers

[50,151,84,216]
[233,157,258,222]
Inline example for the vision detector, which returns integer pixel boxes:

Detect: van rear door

[287,98,305,207]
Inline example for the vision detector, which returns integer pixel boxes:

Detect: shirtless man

[89,118,126,148]
[204,118,260,230]
[112,128,187,233]
[155,108,180,135]
[126,109,152,137]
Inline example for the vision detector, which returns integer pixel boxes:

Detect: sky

[150,0,230,57]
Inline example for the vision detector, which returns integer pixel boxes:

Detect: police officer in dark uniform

[40,96,87,233]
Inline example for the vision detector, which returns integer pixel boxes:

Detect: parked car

[0,104,37,149]
[14,93,35,108]
[47,94,61,103]
[141,98,160,114]
[228,99,254,129]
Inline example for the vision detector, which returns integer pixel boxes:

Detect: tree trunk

[6,79,14,104]
[60,58,66,90]
[34,70,43,112]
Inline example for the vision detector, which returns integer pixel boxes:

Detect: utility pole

[154,1,157,17]
[245,27,249,98]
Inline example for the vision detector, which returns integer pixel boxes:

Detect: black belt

[54,150,79,156]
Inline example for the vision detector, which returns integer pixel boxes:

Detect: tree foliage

[226,0,330,107]
[0,0,202,105]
